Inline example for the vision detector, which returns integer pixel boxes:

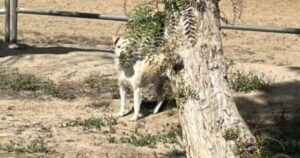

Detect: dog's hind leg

[117,83,127,117]
[153,95,163,114]
[130,87,141,121]
[153,80,164,114]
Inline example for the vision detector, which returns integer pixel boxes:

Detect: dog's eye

[117,46,121,49]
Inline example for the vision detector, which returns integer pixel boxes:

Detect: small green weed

[0,70,59,97]
[64,116,117,131]
[104,116,118,127]
[223,128,239,141]
[86,100,111,109]
[26,138,52,153]
[64,117,105,130]
[42,81,59,96]
[0,137,52,153]
[8,74,40,91]
[120,125,182,148]
[158,132,178,144]
[229,70,272,92]
[107,135,117,143]
[165,147,186,157]
[121,132,157,148]
[104,116,117,134]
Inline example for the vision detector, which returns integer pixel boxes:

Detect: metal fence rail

[1,0,300,43]
[0,0,10,42]
[222,24,300,35]
[14,7,300,35]
[17,8,129,22]
[0,8,5,14]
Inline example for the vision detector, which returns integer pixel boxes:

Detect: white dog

[113,37,168,121]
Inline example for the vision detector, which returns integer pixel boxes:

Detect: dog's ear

[112,36,120,45]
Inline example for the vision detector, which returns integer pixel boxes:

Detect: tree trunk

[166,0,257,157]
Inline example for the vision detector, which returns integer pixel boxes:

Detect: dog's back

[114,37,167,87]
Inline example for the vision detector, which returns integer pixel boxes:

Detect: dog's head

[112,36,128,57]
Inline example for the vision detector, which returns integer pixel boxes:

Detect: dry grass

[0,0,299,157]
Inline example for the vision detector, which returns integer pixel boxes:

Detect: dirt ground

[0,0,299,157]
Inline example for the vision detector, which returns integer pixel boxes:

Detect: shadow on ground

[289,66,300,74]
[0,43,113,57]
[236,80,300,157]
[0,42,114,66]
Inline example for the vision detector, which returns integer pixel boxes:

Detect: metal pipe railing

[10,0,18,43]
[4,0,10,42]
[16,7,300,35]
[17,7,129,22]
[222,23,300,35]
[6,0,300,43]
[0,8,5,14]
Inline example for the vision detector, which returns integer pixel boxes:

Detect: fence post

[10,0,18,43]
[4,0,10,42]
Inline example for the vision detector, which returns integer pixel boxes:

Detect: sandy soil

[0,0,299,157]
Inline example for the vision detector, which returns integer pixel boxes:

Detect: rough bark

[166,0,257,157]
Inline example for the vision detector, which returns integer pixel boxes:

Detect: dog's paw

[129,116,139,121]
[129,113,142,121]
[153,109,160,114]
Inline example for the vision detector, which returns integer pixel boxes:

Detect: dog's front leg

[130,87,141,121]
[117,83,126,117]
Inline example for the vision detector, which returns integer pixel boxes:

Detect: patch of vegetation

[8,74,40,91]
[103,116,118,134]
[86,100,111,109]
[255,136,285,157]
[165,147,186,157]
[159,129,180,144]
[173,77,199,106]
[223,128,239,141]
[0,70,65,97]
[229,70,273,92]
[234,138,258,158]
[119,0,189,69]
[64,117,105,130]
[0,69,120,100]
[63,116,117,132]
[107,135,117,143]
[0,137,53,153]
[0,71,59,96]
[104,116,118,127]
[120,125,182,148]
[121,131,158,148]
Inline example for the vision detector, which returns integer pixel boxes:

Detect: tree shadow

[235,81,300,157]
[0,43,114,56]
[18,31,113,47]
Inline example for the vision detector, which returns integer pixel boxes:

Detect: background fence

[0,0,10,42]
[1,0,300,44]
